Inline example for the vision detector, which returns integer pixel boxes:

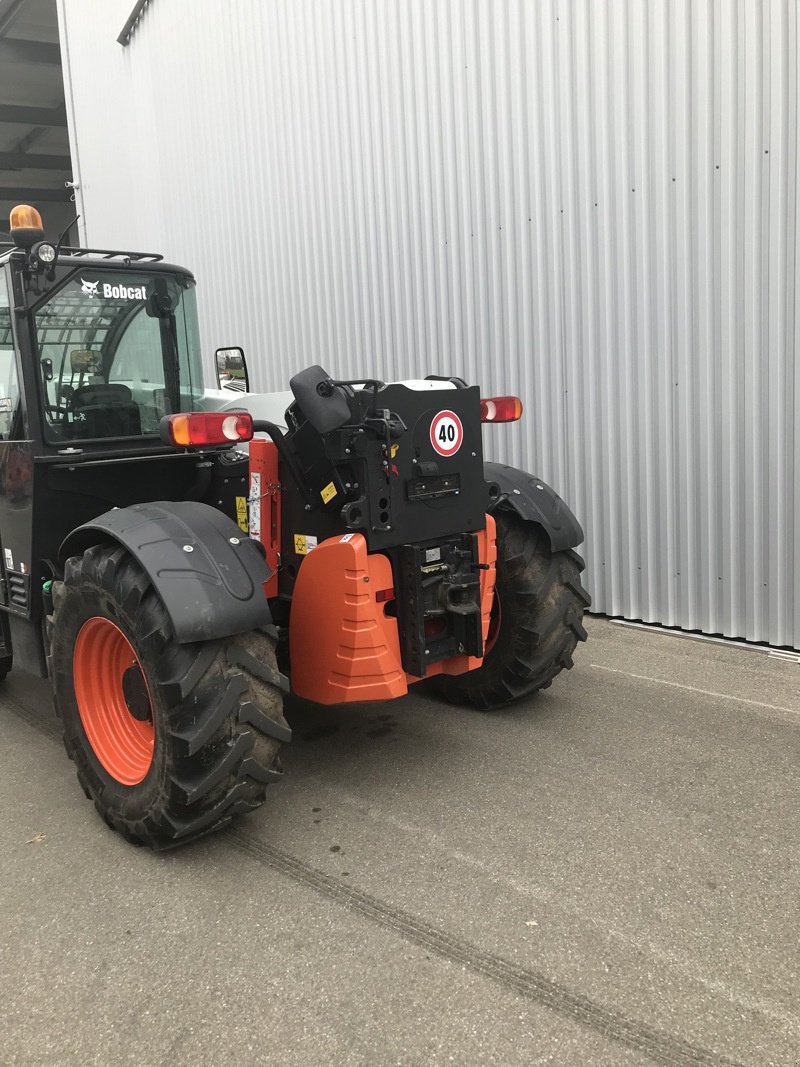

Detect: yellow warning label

[320,480,338,504]
[294,533,318,556]
[235,496,248,532]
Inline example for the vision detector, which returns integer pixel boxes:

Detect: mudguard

[484,461,584,552]
[59,501,272,644]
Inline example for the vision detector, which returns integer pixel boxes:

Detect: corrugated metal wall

[58,0,799,647]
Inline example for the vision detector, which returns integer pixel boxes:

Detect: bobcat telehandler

[0,205,590,848]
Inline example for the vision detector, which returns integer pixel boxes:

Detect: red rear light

[161,411,254,447]
[480,396,523,423]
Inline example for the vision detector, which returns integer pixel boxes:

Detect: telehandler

[0,205,589,847]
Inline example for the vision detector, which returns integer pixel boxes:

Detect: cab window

[34,271,204,442]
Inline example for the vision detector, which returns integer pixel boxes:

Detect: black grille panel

[7,572,28,611]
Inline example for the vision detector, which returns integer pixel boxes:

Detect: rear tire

[49,544,290,848]
[432,511,590,710]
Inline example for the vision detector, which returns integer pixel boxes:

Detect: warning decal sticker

[294,534,318,556]
[248,472,261,538]
[429,409,464,457]
[235,496,248,533]
[320,481,338,504]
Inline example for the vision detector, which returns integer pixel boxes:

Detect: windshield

[34,270,204,442]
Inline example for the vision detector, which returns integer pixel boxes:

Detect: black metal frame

[52,247,164,262]
[274,374,491,676]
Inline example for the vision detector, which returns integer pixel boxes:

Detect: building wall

[58,0,800,647]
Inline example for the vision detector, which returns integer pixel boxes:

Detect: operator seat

[69,383,142,439]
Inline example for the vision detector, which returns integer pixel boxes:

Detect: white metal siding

[58,0,800,647]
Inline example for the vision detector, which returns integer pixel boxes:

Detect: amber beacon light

[9,204,45,249]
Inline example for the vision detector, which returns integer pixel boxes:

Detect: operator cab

[0,206,246,675]
[1,205,207,453]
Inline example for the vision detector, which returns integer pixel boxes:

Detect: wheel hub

[122,664,151,721]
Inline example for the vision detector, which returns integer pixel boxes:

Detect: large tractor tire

[49,544,289,849]
[432,511,590,710]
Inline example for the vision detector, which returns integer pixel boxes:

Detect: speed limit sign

[430,409,464,457]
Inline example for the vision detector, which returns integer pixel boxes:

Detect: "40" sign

[429,409,464,457]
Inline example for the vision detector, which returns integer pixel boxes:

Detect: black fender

[484,462,584,552]
[59,501,272,644]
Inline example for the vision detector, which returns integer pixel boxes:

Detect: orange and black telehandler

[0,205,589,847]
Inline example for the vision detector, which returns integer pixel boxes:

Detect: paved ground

[1,617,798,1066]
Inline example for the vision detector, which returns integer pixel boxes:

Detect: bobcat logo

[80,278,99,297]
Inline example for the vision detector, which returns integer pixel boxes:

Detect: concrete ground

[1,617,798,1066]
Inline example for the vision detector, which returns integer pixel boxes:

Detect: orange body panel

[289,515,497,705]
[248,439,281,598]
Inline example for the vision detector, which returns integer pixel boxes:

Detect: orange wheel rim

[73,616,154,785]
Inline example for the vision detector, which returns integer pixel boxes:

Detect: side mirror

[289,364,352,433]
[215,346,249,393]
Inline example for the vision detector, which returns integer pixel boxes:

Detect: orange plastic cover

[289,532,408,704]
[289,514,497,705]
